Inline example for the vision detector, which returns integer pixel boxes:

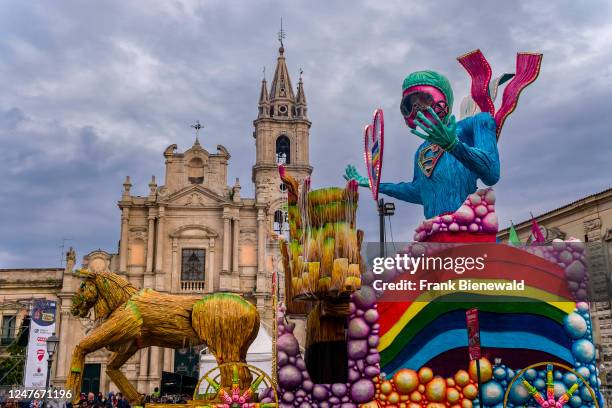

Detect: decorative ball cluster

[524,238,588,301]
[414,188,497,241]
[275,286,380,408]
[361,358,493,408]
[502,365,597,407]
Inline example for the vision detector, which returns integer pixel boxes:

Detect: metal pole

[44,354,53,408]
[378,198,385,258]
[476,359,483,408]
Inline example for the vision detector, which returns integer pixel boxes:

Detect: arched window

[276,135,290,165]
[273,209,289,238]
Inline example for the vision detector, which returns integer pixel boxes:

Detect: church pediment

[165,185,226,207]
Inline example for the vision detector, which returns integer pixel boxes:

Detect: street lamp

[44,333,59,408]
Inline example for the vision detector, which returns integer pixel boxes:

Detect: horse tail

[191,293,260,388]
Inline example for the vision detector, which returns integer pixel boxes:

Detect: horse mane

[90,271,138,320]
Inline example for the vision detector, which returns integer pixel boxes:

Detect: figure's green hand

[411,107,458,151]
[344,164,370,188]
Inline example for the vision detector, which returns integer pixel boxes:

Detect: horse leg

[66,308,141,403]
[106,343,142,405]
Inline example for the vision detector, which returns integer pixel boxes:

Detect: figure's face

[71,279,98,318]
[400,85,449,129]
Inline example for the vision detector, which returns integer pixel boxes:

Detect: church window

[181,249,205,281]
[273,209,289,238]
[279,182,288,192]
[2,315,15,343]
[187,157,204,184]
[278,105,288,116]
[276,135,290,165]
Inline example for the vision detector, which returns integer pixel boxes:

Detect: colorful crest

[363,108,384,200]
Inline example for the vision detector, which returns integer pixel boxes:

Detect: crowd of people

[0,387,198,408]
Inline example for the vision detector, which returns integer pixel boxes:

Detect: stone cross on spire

[191,120,203,145]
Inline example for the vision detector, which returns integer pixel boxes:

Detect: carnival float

[65,49,604,408]
[274,49,605,408]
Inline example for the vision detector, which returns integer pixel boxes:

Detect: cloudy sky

[1,0,611,268]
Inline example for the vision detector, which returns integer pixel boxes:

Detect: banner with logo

[24,299,57,387]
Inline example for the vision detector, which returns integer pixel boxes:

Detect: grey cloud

[0,0,610,266]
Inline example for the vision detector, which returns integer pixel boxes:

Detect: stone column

[257,209,266,274]
[255,209,267,316]
[55,305,72,380]
[149,346,161,383]
[119,207,130,273]
[222,217,230,272]
[138,348,149,389]
[208,238,216,292]
[163,347,173,372]
[144,210,156,288]
[171,238,179,292]
[155,205,165,290]
[232,217,240,289]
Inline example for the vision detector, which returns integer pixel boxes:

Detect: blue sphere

[493,366,506,380]
[577,366,590,378]
[572,339,596,363]
[524,369,537,381]
[563,372,578,387]
[569,395,582,407]
[564,312,588,339]
[481,381,504,405]
[533,378,546,390]
[508,380,531,405]
[580,385,593,402]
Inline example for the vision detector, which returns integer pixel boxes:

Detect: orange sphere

[426,403,446,408]
[454,370,470,387]
[418,384,425,393]
[468,358,492,383]
[388,392,400,404]
[418,367,434,384]
[446,378,456,387]
[462,384,478,400]
[461,398,473,408]
[410,391,422,402]
[394,369,420,394]
[446,387,460,403]
[425,377,447,402]
[408,404,421,408]
[381,380,394,395]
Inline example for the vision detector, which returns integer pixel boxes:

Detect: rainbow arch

[376,244,577,376]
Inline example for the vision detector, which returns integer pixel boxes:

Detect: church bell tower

[252,40,312,214]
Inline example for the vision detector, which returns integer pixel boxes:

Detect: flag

[530,213,546,243]
[508,222,521,245]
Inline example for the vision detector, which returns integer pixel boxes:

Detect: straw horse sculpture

[66,269,259,404]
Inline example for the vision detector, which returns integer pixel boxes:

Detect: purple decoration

[352,286,377,309]
[278,333,300,356]
[348,340,368,360]
[312,385,329,401]
[278,365,302,390]
[331,383,347,397]
[350,379,376,403]
[348,317,370,339]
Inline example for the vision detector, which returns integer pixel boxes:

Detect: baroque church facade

[0,43,311,394]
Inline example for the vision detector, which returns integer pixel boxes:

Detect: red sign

[36,349,45,361]
[466,308,481,360]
